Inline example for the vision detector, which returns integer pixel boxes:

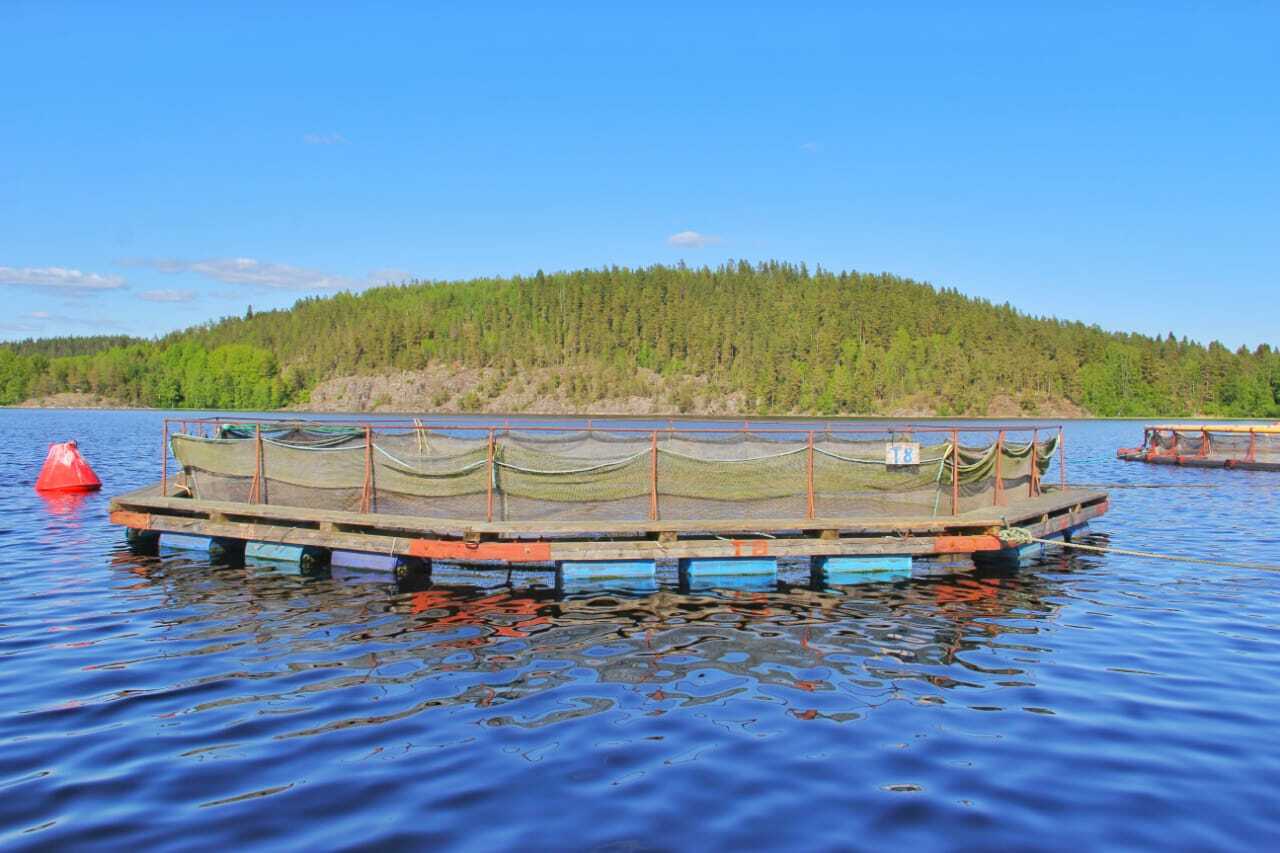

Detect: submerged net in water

[169,422,1060,523]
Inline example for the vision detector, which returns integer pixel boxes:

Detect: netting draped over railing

[1134,427,1280,466]
[166,421,1063,523]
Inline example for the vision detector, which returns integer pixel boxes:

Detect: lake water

[2,410,1279,850]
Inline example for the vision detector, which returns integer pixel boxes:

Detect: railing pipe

[950,428,960,516]
[161,418,169,497]
[361,425,373,513]
[158,414,1063,437]
[994,429,1005,506]
[806,431,815,519]
[1058,426,1066,488]
[251,423,264,503]
[649,431,659,521]
[486,429,496,522]
[1029,428,1039,497]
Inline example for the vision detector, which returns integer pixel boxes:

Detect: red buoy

[35,440,102,493]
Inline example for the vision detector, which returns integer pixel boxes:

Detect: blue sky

[2,2,1276,347]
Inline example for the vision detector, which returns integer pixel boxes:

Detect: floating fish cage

[109,417,1108,586]
[1117,424,1280,470]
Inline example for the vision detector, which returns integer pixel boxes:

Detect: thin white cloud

[0,265,126,293]
[122,257,356,291]
[120,257,417,293]
[303,132,348,145]
[800,141,821,154]
[667,230,720,249]
[0,320,42,334]
[3,311,129,332]
[139,289,197,303]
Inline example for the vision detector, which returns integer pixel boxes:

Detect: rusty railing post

[486,429,496,523]
[994,429,1005,506]
[1248,428,1257,463]
[161,418,169,497]
[806,430,815,519]
[1058,426,1066,488]
[1029,428,1039,497]
[649,430,659,521]
[951,428,959,516]
[361,425,373,514]
[249,423,264,504]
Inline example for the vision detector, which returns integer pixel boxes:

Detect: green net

[170,424,1060,523]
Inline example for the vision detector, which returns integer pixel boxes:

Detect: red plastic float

[35,440,102,493]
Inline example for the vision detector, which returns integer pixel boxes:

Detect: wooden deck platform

[109,483,1108,566]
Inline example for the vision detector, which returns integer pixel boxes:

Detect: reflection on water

[35,489,93,518]
[103,546,1079,743]
[3,410,1280,849]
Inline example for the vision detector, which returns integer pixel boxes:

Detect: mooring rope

[998,527,1280,573]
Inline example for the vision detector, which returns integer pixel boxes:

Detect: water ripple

[1,411,1279,849]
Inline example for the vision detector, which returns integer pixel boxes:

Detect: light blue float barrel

[244,541,330,571]
[814,555,912,586]
[159,533,214,552]
[556,560,657,593]
[558,560,657,580]
[331,550,431,581]
[158,533,245,563]
[679,556,778,591]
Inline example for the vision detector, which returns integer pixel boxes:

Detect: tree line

[2,261,1277,416]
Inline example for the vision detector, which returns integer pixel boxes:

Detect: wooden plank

[547,538,945,561]
[112,482,1105,539]
[111,492,470,538]
[408,540,553,562]
[122,494,1105,564]
[934,534,1003,553]
[110,509,151,529]
[138,514,413,557]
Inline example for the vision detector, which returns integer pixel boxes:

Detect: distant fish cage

[1117,424,1280,471]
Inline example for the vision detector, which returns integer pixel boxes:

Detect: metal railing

[159,416,1068,519]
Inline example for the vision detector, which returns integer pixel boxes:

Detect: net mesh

[170,424,1060,523]
[1137,428,1280,466]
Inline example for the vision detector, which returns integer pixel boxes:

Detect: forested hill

[2,262,1278,416]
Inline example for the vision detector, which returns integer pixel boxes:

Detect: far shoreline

[5,402,1274,424]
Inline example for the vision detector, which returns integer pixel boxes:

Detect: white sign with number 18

[886,442,920,466]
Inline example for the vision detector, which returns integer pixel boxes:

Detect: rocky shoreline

[14,369,1091,418]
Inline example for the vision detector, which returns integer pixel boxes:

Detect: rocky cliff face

[293,366,751,415]
[293,367,1088,418]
